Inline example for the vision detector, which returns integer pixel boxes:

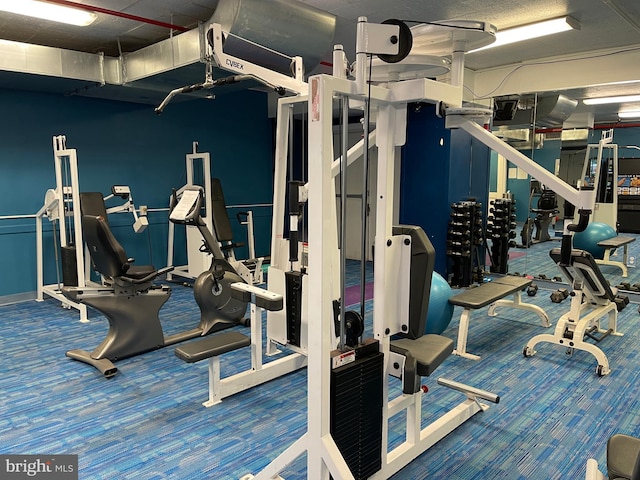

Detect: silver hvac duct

[494,94,578,128]
[210,0,337,75]
[534,94,579,127]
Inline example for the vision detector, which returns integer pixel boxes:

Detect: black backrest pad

[393,225,436,340]
[80,192,109,224]
[82,215,130,279]
[211,178,234,242]
[549,247,615,301]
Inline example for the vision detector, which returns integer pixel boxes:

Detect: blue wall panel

[400,104,452,275]
[506,139,561,223]
[400,104,490,276]
[0,88,274,298]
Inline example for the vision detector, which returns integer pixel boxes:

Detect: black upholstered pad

[491,276,532,289]
[210,178,234,243]
[607,434,640,480]
[550,248,616,301]
[448,276,531,309]
[391,334,454,377]
[175,332,250,363]
[80,192,109,221]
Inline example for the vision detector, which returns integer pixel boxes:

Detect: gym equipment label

[332,350,356,369]
[0,455,77,479]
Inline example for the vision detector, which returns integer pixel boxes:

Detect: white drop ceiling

[1,0,640,124]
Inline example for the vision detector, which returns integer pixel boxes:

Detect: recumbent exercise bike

[62,187,248,377]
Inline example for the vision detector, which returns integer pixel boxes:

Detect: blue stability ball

[572,222,617,259]
[424,272,455,335]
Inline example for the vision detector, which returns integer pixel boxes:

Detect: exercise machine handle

[169,188,178,213]
[567,209,591,233]
[561,208,592,266]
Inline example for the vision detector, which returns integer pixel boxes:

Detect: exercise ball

[572,222,617,259]
[424,272,455,335]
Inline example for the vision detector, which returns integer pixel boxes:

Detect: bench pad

[391,334,454,377]
[607,434,640,480]
[175,332,250,363]
[597,236,636,248]
[448,276,531,310]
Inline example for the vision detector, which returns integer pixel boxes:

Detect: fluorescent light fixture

[470,16,580,52]
[618,110,640,119]
[0,0,97,26]
[584,94,640,105]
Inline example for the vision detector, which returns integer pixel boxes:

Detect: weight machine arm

[103,185,148,233]
[155,21,306,115]
[446,113,598,268]
[447,115,596,214]
[154,73,287,114]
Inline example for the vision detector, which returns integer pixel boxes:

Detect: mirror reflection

[489,90,640,296]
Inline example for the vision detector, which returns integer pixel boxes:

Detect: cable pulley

[378,19,413,64]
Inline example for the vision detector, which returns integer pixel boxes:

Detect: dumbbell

[614,295,630,312]
[550,288,570,303]
[526,283,539,297]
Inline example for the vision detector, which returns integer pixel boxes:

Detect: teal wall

[0,88,274,299]
[590,127,640,160]
[506,139,562,223]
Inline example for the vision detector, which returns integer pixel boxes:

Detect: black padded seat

[83,215,157,283]
[391,334,454,377]
[175,332,250,363]
[608,434,640,480]
[123,265,158,280]
[448,276,531,310]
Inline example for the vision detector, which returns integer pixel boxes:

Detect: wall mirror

[489,86,640,296]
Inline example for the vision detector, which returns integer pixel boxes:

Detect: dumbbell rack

[486,197,517,274]
[447,200,484,287]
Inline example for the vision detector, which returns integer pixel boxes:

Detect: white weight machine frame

[167,142,215,280]
[36,136,88,322]
[154,22,308,115]
[103,186,148,234]
[201,282,307,407]
[208,22,308,97]
[524,277,619,376]
[240,15,602,480]
[155,26,315,412]
[244,18,503,480]
[166,141,265,284]
[579,129,618,229]
[36,136,149,322]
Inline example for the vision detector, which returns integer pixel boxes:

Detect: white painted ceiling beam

[470,43,640,99]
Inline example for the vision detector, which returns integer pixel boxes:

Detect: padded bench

[448,276,550,360]
[175,283,307,407]
[175,332,251,363]
[596,236,636,278]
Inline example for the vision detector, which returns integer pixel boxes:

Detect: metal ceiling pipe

[41,0,189,32]
[210,0,336,74]
[535,123,640,133]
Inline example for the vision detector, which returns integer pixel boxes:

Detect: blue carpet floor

[1,253,640,479]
